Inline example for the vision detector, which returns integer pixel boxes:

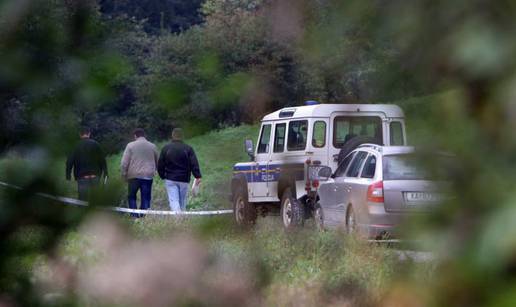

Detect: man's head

[171,128,183,141]
[133,128,145,139]
[80,126,91,139]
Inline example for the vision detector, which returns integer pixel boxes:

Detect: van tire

[338,136,379,165]
[281,187,304,230]
[233,186,257,226]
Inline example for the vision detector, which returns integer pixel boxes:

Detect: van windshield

[333,116,382,148]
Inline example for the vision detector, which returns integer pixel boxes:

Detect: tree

[99,0,205,33]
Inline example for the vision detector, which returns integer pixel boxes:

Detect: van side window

[312,121,326,148]
[273,123,286,153]
[390,122,404,145]
[335,152,355,177]
[361,154,377,178]
[287,120,308,151]
[257,124,272,154]
[346,151,368,177]
[333,116,382,148]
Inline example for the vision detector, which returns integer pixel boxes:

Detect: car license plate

[404,192,443,203]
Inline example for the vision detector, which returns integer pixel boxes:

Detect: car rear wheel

[233,186,257,226]
[281,187,304,230]
[346,205,356,234]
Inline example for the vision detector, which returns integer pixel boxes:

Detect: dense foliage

[99,0,204,33]
[2,0,430,153]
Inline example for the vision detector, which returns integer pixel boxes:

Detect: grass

[53,214,407,306]
[0,125,258,211]
[105,124,258,210]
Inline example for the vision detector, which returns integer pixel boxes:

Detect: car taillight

[367,181,384,203]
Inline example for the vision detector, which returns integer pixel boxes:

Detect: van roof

[261,104,405,121]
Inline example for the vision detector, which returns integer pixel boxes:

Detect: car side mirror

[309,165,333,182]
[244,139,255,161]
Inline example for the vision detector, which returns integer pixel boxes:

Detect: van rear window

[333,116,382,148]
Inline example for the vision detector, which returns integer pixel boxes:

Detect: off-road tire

[337,136,380,165]
[233,186,257,226]
[281,187,304,230]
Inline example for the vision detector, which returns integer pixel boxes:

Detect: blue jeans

[128,178,153,218]
[165,180,189,211]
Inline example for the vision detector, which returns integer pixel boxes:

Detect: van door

[328,113,384,171]
[252,123,272,198]
[268,121,288,200]
[310,119,329,165]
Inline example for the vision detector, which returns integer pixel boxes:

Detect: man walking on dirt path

[66,127,108,201]
[158,128,202,212]
[121,128,159,218]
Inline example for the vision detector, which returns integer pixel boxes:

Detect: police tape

[0,181,233,216]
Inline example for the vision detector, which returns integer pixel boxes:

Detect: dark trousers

[128,178,153,218]
[77,177,100,201]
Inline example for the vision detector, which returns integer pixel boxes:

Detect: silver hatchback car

[314,144,447,238]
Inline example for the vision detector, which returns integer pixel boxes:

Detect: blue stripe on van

[233,163,305,183]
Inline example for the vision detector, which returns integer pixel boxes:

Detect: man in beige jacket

[121,128,159,217]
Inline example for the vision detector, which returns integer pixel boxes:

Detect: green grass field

[106,124,258,210]
[2,124,259,211]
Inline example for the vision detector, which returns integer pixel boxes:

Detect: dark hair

[133,128,145,138]
[80,126,91,136]
[172,128,183,140]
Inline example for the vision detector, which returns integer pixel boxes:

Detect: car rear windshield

[383,154,452,180]
[383,154,457,180]
[383,155,420,180]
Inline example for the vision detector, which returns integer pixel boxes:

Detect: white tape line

[113,207,233,216]
[0,180,233,216]
[367,239,402,243]
[0,181,22,190]
[36,193,89,206]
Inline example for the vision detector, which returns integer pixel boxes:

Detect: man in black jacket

[66,127,108,201]
[158,128,201,211]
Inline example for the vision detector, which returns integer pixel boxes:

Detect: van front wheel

[281,187,304,230]
[233,186,257,226]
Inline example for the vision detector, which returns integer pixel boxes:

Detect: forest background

[1,0,434,154]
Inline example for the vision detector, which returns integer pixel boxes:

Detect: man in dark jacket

[158,128,201,211]
[66,127,108,200]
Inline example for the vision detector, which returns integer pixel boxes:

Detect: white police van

[231,101,406,229]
